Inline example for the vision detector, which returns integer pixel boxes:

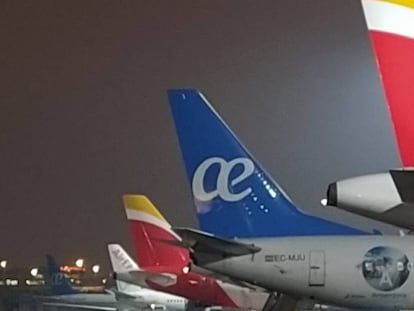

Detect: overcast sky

[0,1,400,269]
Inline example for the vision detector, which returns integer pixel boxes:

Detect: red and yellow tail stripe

[123,194,269,309]
[362,0,414,166]
[123,194,180,240]
[123,194,189,269]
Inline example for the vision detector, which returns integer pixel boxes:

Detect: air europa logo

[51,272,64,286]
[192,157,255,202]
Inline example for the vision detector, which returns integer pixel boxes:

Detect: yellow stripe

[378,0,414,9]
[122,195,167,222]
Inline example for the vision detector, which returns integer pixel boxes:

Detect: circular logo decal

[362,246,411,291]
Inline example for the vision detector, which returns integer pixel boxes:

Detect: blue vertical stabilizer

[167,89,367,238]
[46,255,80,295]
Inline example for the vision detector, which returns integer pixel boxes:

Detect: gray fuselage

[198,235,414,310]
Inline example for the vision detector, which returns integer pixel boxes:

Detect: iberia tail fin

[362,0,414,165]
[123,195,190,271]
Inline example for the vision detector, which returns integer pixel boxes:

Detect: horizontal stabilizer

[114,270,177,287]
[173,227,261,257]
[105,289,135,300]
[41,302,116,311]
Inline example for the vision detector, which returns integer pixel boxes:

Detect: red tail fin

[123,195,190,270]
[362,0,414,165]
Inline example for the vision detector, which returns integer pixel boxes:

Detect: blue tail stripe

[46,255,80,295]
[168,89,367,238]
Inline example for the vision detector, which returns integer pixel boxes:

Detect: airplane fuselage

[133,270,268,310]
[46,291,186,311]
[51,293,116,305]
[196,235,414,310]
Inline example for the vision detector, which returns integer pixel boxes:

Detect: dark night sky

[0,1,400,269]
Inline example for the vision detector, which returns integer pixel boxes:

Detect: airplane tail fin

[167,89,366,238]
[46,255,80,295]
[123,195,190,271]
[107,244,142,294]
[361,0,414,165]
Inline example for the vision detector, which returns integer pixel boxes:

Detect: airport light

[30,268,38,277]
[75,258,84,268]
[0,260,6,269]
[91,264,100,274]
[320,198,328,206]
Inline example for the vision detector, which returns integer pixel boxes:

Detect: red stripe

[128,220,189,269]
[128,219,239,307]
[369,30,414,166]
[147,273,239,308]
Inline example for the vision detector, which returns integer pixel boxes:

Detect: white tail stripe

[107,244,139,272]
[362,0,414,39]
[126,209,181,240]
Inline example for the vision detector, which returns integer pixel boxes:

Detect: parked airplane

[40,255,117,310]
[42,255,186,311]
[116,194,270,310]
[107,244,188,311]
[322,0,414,229]
[166,88,414,310]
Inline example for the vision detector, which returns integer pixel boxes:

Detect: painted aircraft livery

[167,90,367,239]
[43,255,186,311]
[362,0,414,166]
[166,88,414,310]
[122,194,269,310]
[362,246,411,292]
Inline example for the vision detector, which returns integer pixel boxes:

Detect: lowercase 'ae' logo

[51,272,64,286]
[361,246,411,291]
[192,157,255,202]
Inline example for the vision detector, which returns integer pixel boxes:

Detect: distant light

[101,278,107,285]
[320,198,328,206]
[6,279,18,286]
[91,264,100,274]
[75,258,84,268]
[61,265,85,273]
[182,266,190,274]
[0,260,7,269]
[30,268,38,277]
